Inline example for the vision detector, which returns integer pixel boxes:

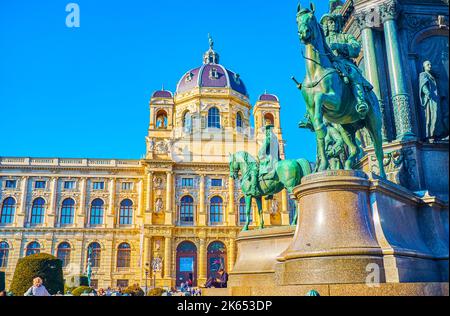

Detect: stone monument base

[219,171,448,296]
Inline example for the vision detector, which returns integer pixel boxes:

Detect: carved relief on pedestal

[370,148,417,189]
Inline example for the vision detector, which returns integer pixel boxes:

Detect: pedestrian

[24,277,51,296]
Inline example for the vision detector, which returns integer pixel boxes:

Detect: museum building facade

[0,43,293,290]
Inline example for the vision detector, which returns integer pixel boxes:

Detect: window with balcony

[93,182,105,190]
[34,181,46,189]
[181,178,194,187]
[64,181,75,190]
[121,182,133,191]
[5,180,17,189]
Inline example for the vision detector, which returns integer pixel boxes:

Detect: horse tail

[296,158,312,178]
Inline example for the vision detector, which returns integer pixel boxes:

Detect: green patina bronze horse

[229,151,311,231]
[296,4,386,178]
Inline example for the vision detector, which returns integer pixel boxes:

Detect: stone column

[142,236,151,275]
[228,239,236,273]
[17,176,28,227]
[227,177,235,226]
[164,236,172,279]
[138,179,144,216]
[281,190,290,226]
[145,172,153,224]
[77,177,87,228]
[165,172,173,225]
[47,177,58,227]
[356,11,388,142]
[198,175,206,226]
[262,198,271,226]
[106,178,116,228]
[198,238,207,285]
[380,1,415,140]
[146,172,153,213]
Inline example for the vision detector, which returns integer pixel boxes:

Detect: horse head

[296,2,319,44]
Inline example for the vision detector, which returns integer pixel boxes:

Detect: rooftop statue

[229,125,312,230]
[295,2,386,178]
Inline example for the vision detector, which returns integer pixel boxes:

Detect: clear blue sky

[0,0,329,161]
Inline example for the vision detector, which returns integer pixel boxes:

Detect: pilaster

[198,175,206,226]
[380,1,415,140]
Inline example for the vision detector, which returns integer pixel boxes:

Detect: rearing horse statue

[229,151,311,231]
[296,3,386,178]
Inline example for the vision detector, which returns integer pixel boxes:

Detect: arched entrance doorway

[207,241,227,280]
[176,241,197,287]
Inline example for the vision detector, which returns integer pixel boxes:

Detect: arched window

[236,112,243,128]
[60,198,75,226]
[207,241,227,278]
[0,241,9,268]
[116,243,131,268]
[87,242,101,268]
[26,241,41,256]
[180,196,194,225]
[1,197,16,224]
[119,199,133,226]
[209,196,223,225]
[90,199,104,226]
[208,107,221,128]
[57,242,71,267]
[239,197,252,224]
[183,111,192,132]
[156,110,168,129]
[264,113,274,126]
[30,198,45,226]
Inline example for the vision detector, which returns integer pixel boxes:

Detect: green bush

[64,284,76,295]
[123,284,144,296]
[10,253,64,296]
[71,286,94,296]
[147,287,165,296]
[0,271,5,291]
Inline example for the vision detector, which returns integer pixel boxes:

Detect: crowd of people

[1,269,229,297]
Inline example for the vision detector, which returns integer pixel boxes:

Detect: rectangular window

[181,178,193,187]
[64,181,75,190]
[211,179,222,187]
[116,279,129,289]
[121,182,133,190]
[93,182,105,190]
[5,180,17,189]
[34,181,46,189]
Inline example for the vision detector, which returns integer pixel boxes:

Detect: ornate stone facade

[0,44,292,290]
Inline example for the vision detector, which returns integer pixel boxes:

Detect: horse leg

[255,196,264,229]
[338,124,359,170]
[243,195,252,231]
[313,94,329,171]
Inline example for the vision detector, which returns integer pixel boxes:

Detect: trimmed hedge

[71,286,94,296]
[147,287,165,296]
[0,271,5,291]
[10,253,64,296]
[123,284,144,296]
